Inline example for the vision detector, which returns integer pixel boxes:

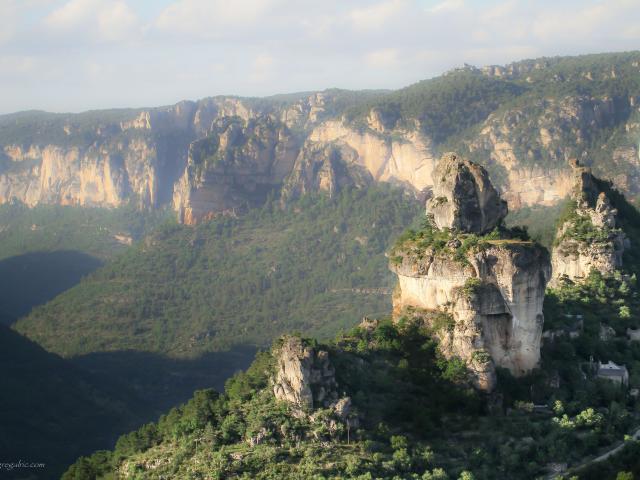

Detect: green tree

[616,472,633,480]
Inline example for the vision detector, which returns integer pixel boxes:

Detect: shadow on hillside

[0,250,102,326]
[1,323,258,479]
[71,345,258,417]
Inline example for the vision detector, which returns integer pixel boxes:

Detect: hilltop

[62,154,640,479]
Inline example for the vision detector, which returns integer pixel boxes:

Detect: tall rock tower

[550,161,629,285]
[389,153,550,391]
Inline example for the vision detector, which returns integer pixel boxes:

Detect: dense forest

[14,186,421,357]
[0,203,167,325]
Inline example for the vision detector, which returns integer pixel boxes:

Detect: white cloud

[0,4,19,44]
[365,48,399,68]
[45,0,97,29]
[249,53,276,82]
[3,0,640,113]
[155,0,278,37]
[0,0,57,45]
[426,0,464,14]
[0,56,39,75]
[349,0,407,30]
[97,2,137,42]
[531,0,640,46]
[44,0,139,43]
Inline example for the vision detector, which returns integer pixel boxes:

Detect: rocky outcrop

[551,163,629,284]
[173,116,299,224]
[467,93,640,207]
[0,142,154,208]
[272,336,339,410]
[280,141,372,202]
[2,53,639,221]
[426,152,507,233]
[308,120,437,193]
[280,93,328,130]
[390,154,550,390]
[392,243,549,389]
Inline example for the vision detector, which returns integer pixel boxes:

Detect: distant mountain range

[1,51,639,224]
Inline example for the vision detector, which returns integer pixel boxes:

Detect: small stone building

[627,328,640,342]
[596,361,629,386]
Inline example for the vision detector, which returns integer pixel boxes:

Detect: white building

[596,361,629,386]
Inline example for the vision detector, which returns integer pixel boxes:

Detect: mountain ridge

[1,51,639,223]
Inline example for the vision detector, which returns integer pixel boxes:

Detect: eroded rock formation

[272,336,339,410]
[308,120,437,193]
[426,152,507,233]
[280,141,372,202]
[0,93,439,223]
[173,115,299,224]
[551,162,629,284]
[390,153,550,391]
[3,54,639,222]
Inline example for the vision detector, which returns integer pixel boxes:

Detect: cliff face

[551,163,629,284]
[280,141,372,203]
[426,153,507,234]
[0,142,153,208]
[392,235,550,390]
[173,115,299,224]
[466,94,640,208]
[308,120,437,193]
[0,97,269,214]
[390,153,550,390]
[0,93,436,222]
[2,52,639,222]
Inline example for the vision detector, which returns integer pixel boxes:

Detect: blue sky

[1,0,639,113]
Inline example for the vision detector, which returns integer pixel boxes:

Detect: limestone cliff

[173,115,299,224]
[308,120,437,193]
[0,92,436,222]
[426,152,507,233]
[280,141,372,202]
[0,97,270,214]
[272,336,339,409]
[392,239,549,390]
[1,141,156,208]
[550,162,629,284]
[466,93,640,208]
[389,154,550,390]
[2,53,638,222]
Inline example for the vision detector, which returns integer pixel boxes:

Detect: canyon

[2,52,639,224]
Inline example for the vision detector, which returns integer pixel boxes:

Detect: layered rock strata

[390,153,550,391]
[426,153,507,233]
[551,162,629,284]
[272,336,340,410]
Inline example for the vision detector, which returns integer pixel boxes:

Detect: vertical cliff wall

[551,162,630,284]
[2,53,639,222]
[389,153,550,391]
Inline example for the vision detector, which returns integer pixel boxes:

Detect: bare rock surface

[551,162,629,284]
[426,153,507,234]
[390,154,550,391]
[272,336,339,410]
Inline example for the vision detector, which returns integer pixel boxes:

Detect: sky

[1,0,639,114]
